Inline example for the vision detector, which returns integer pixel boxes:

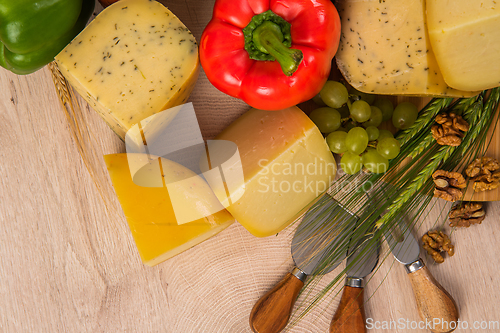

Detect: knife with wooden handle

[250,196,358,333]
[384,220,459,333]
[330,228,379,333]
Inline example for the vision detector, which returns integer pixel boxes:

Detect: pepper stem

[252,21,303,76]
[243,10,303,76]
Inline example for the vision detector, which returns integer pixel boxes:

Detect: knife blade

[249,195,358,333]
[384,217,459,333]
[330,227,379,333]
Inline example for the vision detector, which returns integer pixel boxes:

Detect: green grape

[374,98,394,121]
[392,102,418,129]
[350,100,371,123]
[341,152,363,175]
[365,126,379,141]
[345,127,369,155]
[320,81,349,109]
[337,104,350,118]
[362,106,383,128]
[349,88,376,104]
[362,149,389,174]
[377,137,401,159]
[326,131,348,154]
[312,93,326,106]
[309,107,341,133]
[377,129,394,141]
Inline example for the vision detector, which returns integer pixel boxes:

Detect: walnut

[422,230,455,264]
[465,157,500,192]
[432,170,466,202]
[449,202,486,227]
[431,113,469,146]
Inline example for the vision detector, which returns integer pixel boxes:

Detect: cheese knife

[249,195,358,333]
[384,218,459,333]
[330,230,379,333]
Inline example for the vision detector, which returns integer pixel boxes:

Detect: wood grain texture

[330,286,366,333]
[408,265,459,333]
[1,1,500,333]
[250,272,304,333]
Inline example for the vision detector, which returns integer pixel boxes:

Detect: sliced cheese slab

[56,0,199,139]
[211,107,337,237]
[335,0,477,97]
[426,0,500,91]
[105,153,233,266]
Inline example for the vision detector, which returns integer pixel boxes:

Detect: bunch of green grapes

[309,81,416,175]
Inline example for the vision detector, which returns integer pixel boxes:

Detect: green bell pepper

[0,0,95,75]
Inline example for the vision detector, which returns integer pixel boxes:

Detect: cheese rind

[56,0,199,139]
[105,154,234,266]
[426,0,500,91]
[212,107,337,237]
[335,0,477,97]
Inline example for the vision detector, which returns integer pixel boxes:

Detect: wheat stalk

[407,132,434,159]
[48,61,120,219]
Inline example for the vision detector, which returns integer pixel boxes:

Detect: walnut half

[465,157,500,192]
[422,230,455,264]
[432,170,466,202]
[431,113,469,147]
[449,202,486,227]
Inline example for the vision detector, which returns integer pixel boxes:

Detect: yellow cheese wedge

[56,0,200,140]
[104,153,234,266]
[335,0,477,97]
[209,107,337,237]
[426,0,500,91]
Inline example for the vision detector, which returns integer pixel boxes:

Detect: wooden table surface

[1,1,500,332]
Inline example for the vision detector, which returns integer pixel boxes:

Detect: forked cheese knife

[330,231,379,333]
[384,220,459,333]
[249,195,358,333]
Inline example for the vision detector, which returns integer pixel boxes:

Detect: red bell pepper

[200,0,341,111]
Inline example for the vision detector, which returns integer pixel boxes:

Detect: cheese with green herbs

[335,0,477,97]
[426,0,500,91]
[55,0,199,140]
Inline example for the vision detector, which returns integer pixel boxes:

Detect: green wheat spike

[376,144,456,227]
[408,132,434,159]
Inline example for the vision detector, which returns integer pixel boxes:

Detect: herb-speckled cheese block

[335,0,477,97]
[426,0,500,91]
[55,0,200,140]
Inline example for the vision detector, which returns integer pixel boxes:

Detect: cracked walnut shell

[432,170,466,202]
[465,157,500,192]
[449,202,486,227]
[431,113,469,146]
[422,230,455,264]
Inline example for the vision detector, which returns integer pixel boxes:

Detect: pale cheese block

[56,0,200,140]
[211,107,337,237]
[426,0,500,91]
[335,0,477,97]
[104,153,234,266]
